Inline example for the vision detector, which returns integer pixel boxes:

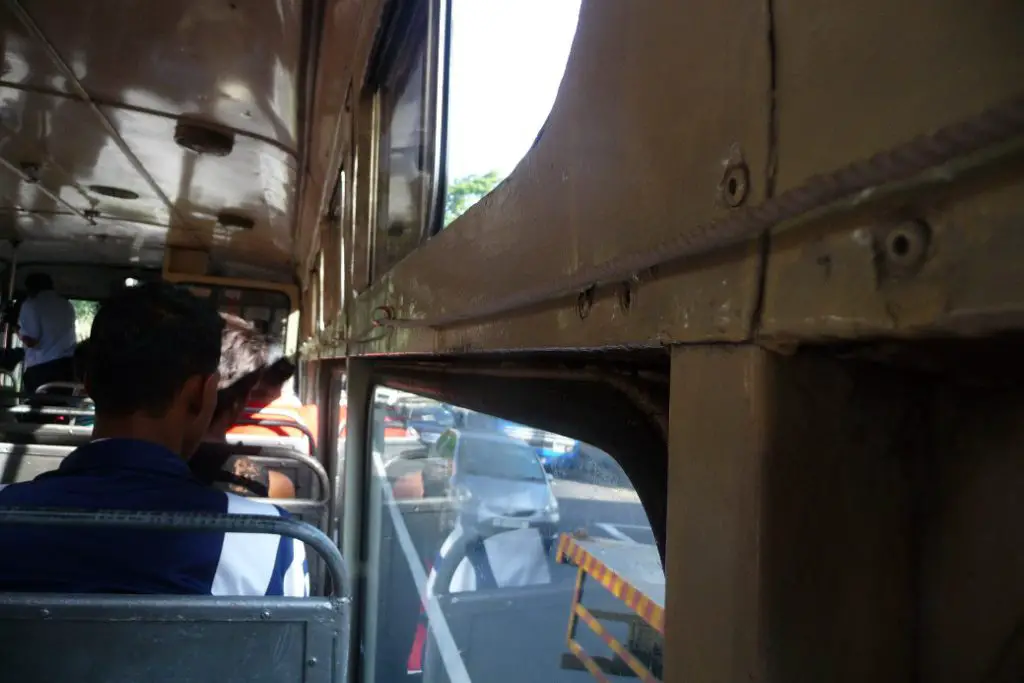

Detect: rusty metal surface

[337,0,1024,357]
[339,0,771,353]
[760,167,1024,339]
[772,0,1024,194]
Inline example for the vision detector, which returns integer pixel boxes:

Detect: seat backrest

[0,442,75,483]
[0,593,341,683]
[0,509,351,683]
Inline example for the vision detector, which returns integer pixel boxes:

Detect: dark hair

[24,273,53,294]
[215,313,270,420]
[86,282,223,416]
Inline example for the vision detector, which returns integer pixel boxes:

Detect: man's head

[85,283,223,456]
[24,273,54,298]
[209,313,269,439]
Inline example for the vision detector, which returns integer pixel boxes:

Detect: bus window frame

[364,0,450,282]
[160,273,300,356]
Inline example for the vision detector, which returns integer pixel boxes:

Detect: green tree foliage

[70,299,99,342]
[444,171,502,227]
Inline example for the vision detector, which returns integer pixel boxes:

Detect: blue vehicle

[404,404,456,446]
[494,419,581,473]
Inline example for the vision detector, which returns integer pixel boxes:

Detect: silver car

[430,430,560,539]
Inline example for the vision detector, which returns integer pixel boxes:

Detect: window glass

[362,387,665,683]
[459,437,546,481]
[70,299,99,342]
[373,5,437,278]
[443,0,581,226]
[183,285,290,341]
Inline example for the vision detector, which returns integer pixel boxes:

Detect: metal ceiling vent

[216,211,255,232]
[174,117,235,156]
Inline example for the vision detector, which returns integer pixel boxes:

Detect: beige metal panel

[4,0,304,149]
[347,0,771,351]
[760,168,1024,340]
[1,210,167,266]
[100,105,296,256]
[0,0,318,279]
[294,0,385,283]
[921,386,1024,683]
[773,0,1024,193]
[667,345,913,683]
[0,87,171,222]
[337,241,761,356]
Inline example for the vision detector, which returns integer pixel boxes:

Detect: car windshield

[411,407,454,426]
[460,439,547,482]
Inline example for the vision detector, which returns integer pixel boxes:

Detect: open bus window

[443,0,581,227]
[69,300,99,342]
[362,387,664,683]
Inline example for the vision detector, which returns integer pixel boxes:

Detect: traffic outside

[344,387,664,683]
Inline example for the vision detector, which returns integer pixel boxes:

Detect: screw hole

[883,220,930,271]
[720,163,749,208]
[890,234,910,257]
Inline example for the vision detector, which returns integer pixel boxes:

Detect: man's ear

[182,373,219,416]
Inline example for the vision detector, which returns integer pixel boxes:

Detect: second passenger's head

[207,313,269,441]
[84,283,223,457]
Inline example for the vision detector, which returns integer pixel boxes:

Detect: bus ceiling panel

[11,212,167,246]
[0,236,166,270]
[0,87,171,224]
[0,0,305,152]
[99,105,297,252]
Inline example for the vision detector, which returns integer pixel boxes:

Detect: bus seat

[0,442,75,483]
[0,508,351,683]
[0,593,341,683]
[420,531,591,683]
[230,403,319,449]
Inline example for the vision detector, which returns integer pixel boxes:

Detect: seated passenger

[0,283,308,596]
[191,314,296,499]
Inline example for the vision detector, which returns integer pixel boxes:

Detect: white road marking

[597,523,638,544]
[372,452,471,683]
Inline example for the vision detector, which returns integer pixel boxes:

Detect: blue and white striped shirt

[0,438,308,596]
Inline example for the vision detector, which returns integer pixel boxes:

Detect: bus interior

[0,2,1020,683]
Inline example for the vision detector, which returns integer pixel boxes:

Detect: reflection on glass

[459,438,547,481]
[361,386,664,683]
[376,35,432,277]
[443,0,581,227]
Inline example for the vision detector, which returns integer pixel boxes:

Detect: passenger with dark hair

[0,283,308,596]
[17,272,77,393]
[191,313,296,499]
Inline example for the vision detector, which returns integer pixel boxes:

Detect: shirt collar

[57,439,192,479]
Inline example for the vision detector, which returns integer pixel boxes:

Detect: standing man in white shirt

[17,272,78,393]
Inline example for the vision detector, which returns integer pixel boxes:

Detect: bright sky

[446,0,582,181]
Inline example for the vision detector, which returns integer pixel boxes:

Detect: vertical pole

[341,357,373,683]
[2,241,19,350]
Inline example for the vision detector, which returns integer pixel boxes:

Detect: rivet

[307,657,318,667]
[39,608,50,618]
[260,610,272,620]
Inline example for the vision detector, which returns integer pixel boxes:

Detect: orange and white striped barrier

[556,533,665,683]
